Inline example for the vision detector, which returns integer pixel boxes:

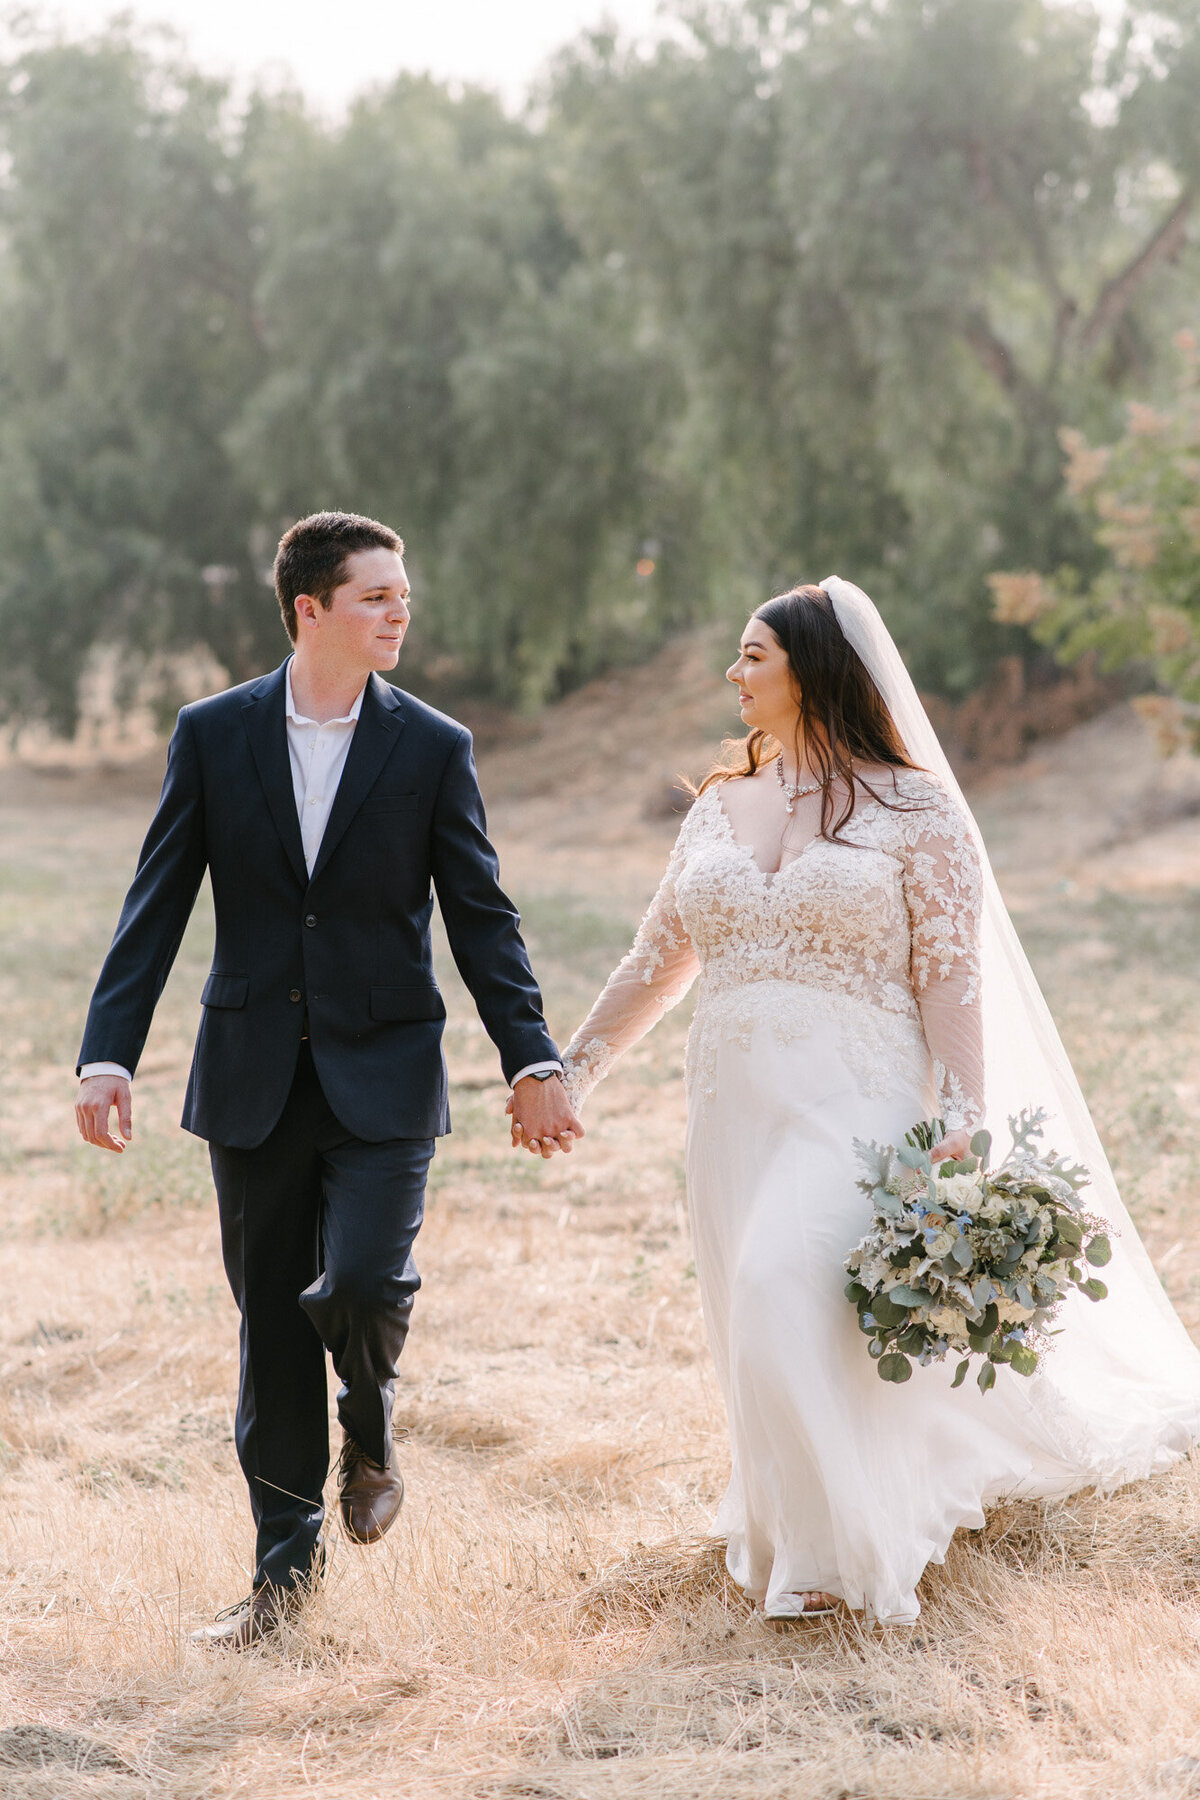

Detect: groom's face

[301,547,411,674]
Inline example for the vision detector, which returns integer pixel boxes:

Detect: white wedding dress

[561,763,1200,1624]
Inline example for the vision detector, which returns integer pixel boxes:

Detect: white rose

[936,1171,988,1212]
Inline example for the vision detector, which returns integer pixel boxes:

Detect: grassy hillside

[2,664,1200,1797]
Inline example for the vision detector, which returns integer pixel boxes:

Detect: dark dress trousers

[78,662,558,1588]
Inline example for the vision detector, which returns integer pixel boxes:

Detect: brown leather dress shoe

[189,1585,302,1651]
[337,1434,404,1545]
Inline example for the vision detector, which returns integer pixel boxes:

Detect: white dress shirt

[81,659,560,1089]
[284,659,365,876]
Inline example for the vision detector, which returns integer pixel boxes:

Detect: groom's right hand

[508,1074,584,1158]
[76,1075,133,1153]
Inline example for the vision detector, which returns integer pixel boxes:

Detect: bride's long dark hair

[694,584,923,842]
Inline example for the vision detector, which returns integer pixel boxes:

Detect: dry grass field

[6,640,1200,1798]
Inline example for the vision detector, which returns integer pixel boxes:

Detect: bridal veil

[823,575,1200,1480]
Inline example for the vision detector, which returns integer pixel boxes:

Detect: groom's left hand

[508,1074,584,1159]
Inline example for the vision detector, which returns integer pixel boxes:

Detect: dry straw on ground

[4,649,1200,1797]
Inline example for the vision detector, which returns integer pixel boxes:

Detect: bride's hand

[928,1127,973,1163]
[505,1081,584,1157]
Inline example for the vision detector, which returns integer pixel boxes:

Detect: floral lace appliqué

[560,773,985,1126]
[687,979,929,1102]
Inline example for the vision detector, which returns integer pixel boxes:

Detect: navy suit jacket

[77,662,559,1147]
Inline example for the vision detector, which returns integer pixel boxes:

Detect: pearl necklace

[775,756,824,817]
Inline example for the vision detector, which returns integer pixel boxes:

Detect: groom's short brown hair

[274,511,405,642]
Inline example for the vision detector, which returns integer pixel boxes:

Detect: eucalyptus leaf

[886,1285,925,1308]
[868,1294,907,1328]
[850,1100,1103,1408]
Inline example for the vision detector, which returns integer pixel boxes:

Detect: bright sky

[20,1,669,110]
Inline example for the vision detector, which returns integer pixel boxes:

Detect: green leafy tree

[440,264,681,708]
[544,14,907,639]
[233,78,574,546]
[990,331,1200,747]
[0,27,266,734]
[3,3,1200,731]
[232,74,681,708]
[546,0,1200,692]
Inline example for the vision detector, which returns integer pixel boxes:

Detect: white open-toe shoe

[765,1590,840,1619]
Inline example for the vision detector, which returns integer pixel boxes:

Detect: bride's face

[727,618,801,740]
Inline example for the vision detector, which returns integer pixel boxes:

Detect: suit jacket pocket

[201,972,250,1009]
[370,983,446,1023]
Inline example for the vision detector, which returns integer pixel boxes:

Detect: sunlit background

[11,0,668,108]
[3,11,1200,1791]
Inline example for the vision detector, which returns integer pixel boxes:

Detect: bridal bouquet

[844,1109,1111,1394]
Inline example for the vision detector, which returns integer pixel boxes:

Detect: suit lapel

[241,664,309,889]
[309,673,405,882]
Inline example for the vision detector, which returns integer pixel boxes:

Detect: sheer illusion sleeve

[560,825,700,1109]
[901,791,986,1134]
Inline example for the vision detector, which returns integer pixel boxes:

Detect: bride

[557,578,1200,1624]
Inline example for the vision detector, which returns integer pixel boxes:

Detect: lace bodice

[561,771,985,1130]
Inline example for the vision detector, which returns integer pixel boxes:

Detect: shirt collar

[284,659,367,727]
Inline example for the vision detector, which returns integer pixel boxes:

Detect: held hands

[506,1073,585,1159]
[76,1075,133,1153]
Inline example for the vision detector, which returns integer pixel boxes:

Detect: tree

[990,330,1200,746]
[233,78,573,546]
[2,3,1200,732]
[440,263,680,708]
[232,74,683,708]
[546,0,1200,692]
[0,26,265,734]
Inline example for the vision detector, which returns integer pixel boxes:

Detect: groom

[74,510,582,1647]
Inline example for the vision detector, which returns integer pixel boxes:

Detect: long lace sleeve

[560,825,700,1109]
[901,790,985,1134]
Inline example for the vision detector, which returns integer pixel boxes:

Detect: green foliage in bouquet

[844,1109,1111,1395]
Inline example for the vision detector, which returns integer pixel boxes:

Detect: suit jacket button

[304,913,317,928]
[289,989,302,1003]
